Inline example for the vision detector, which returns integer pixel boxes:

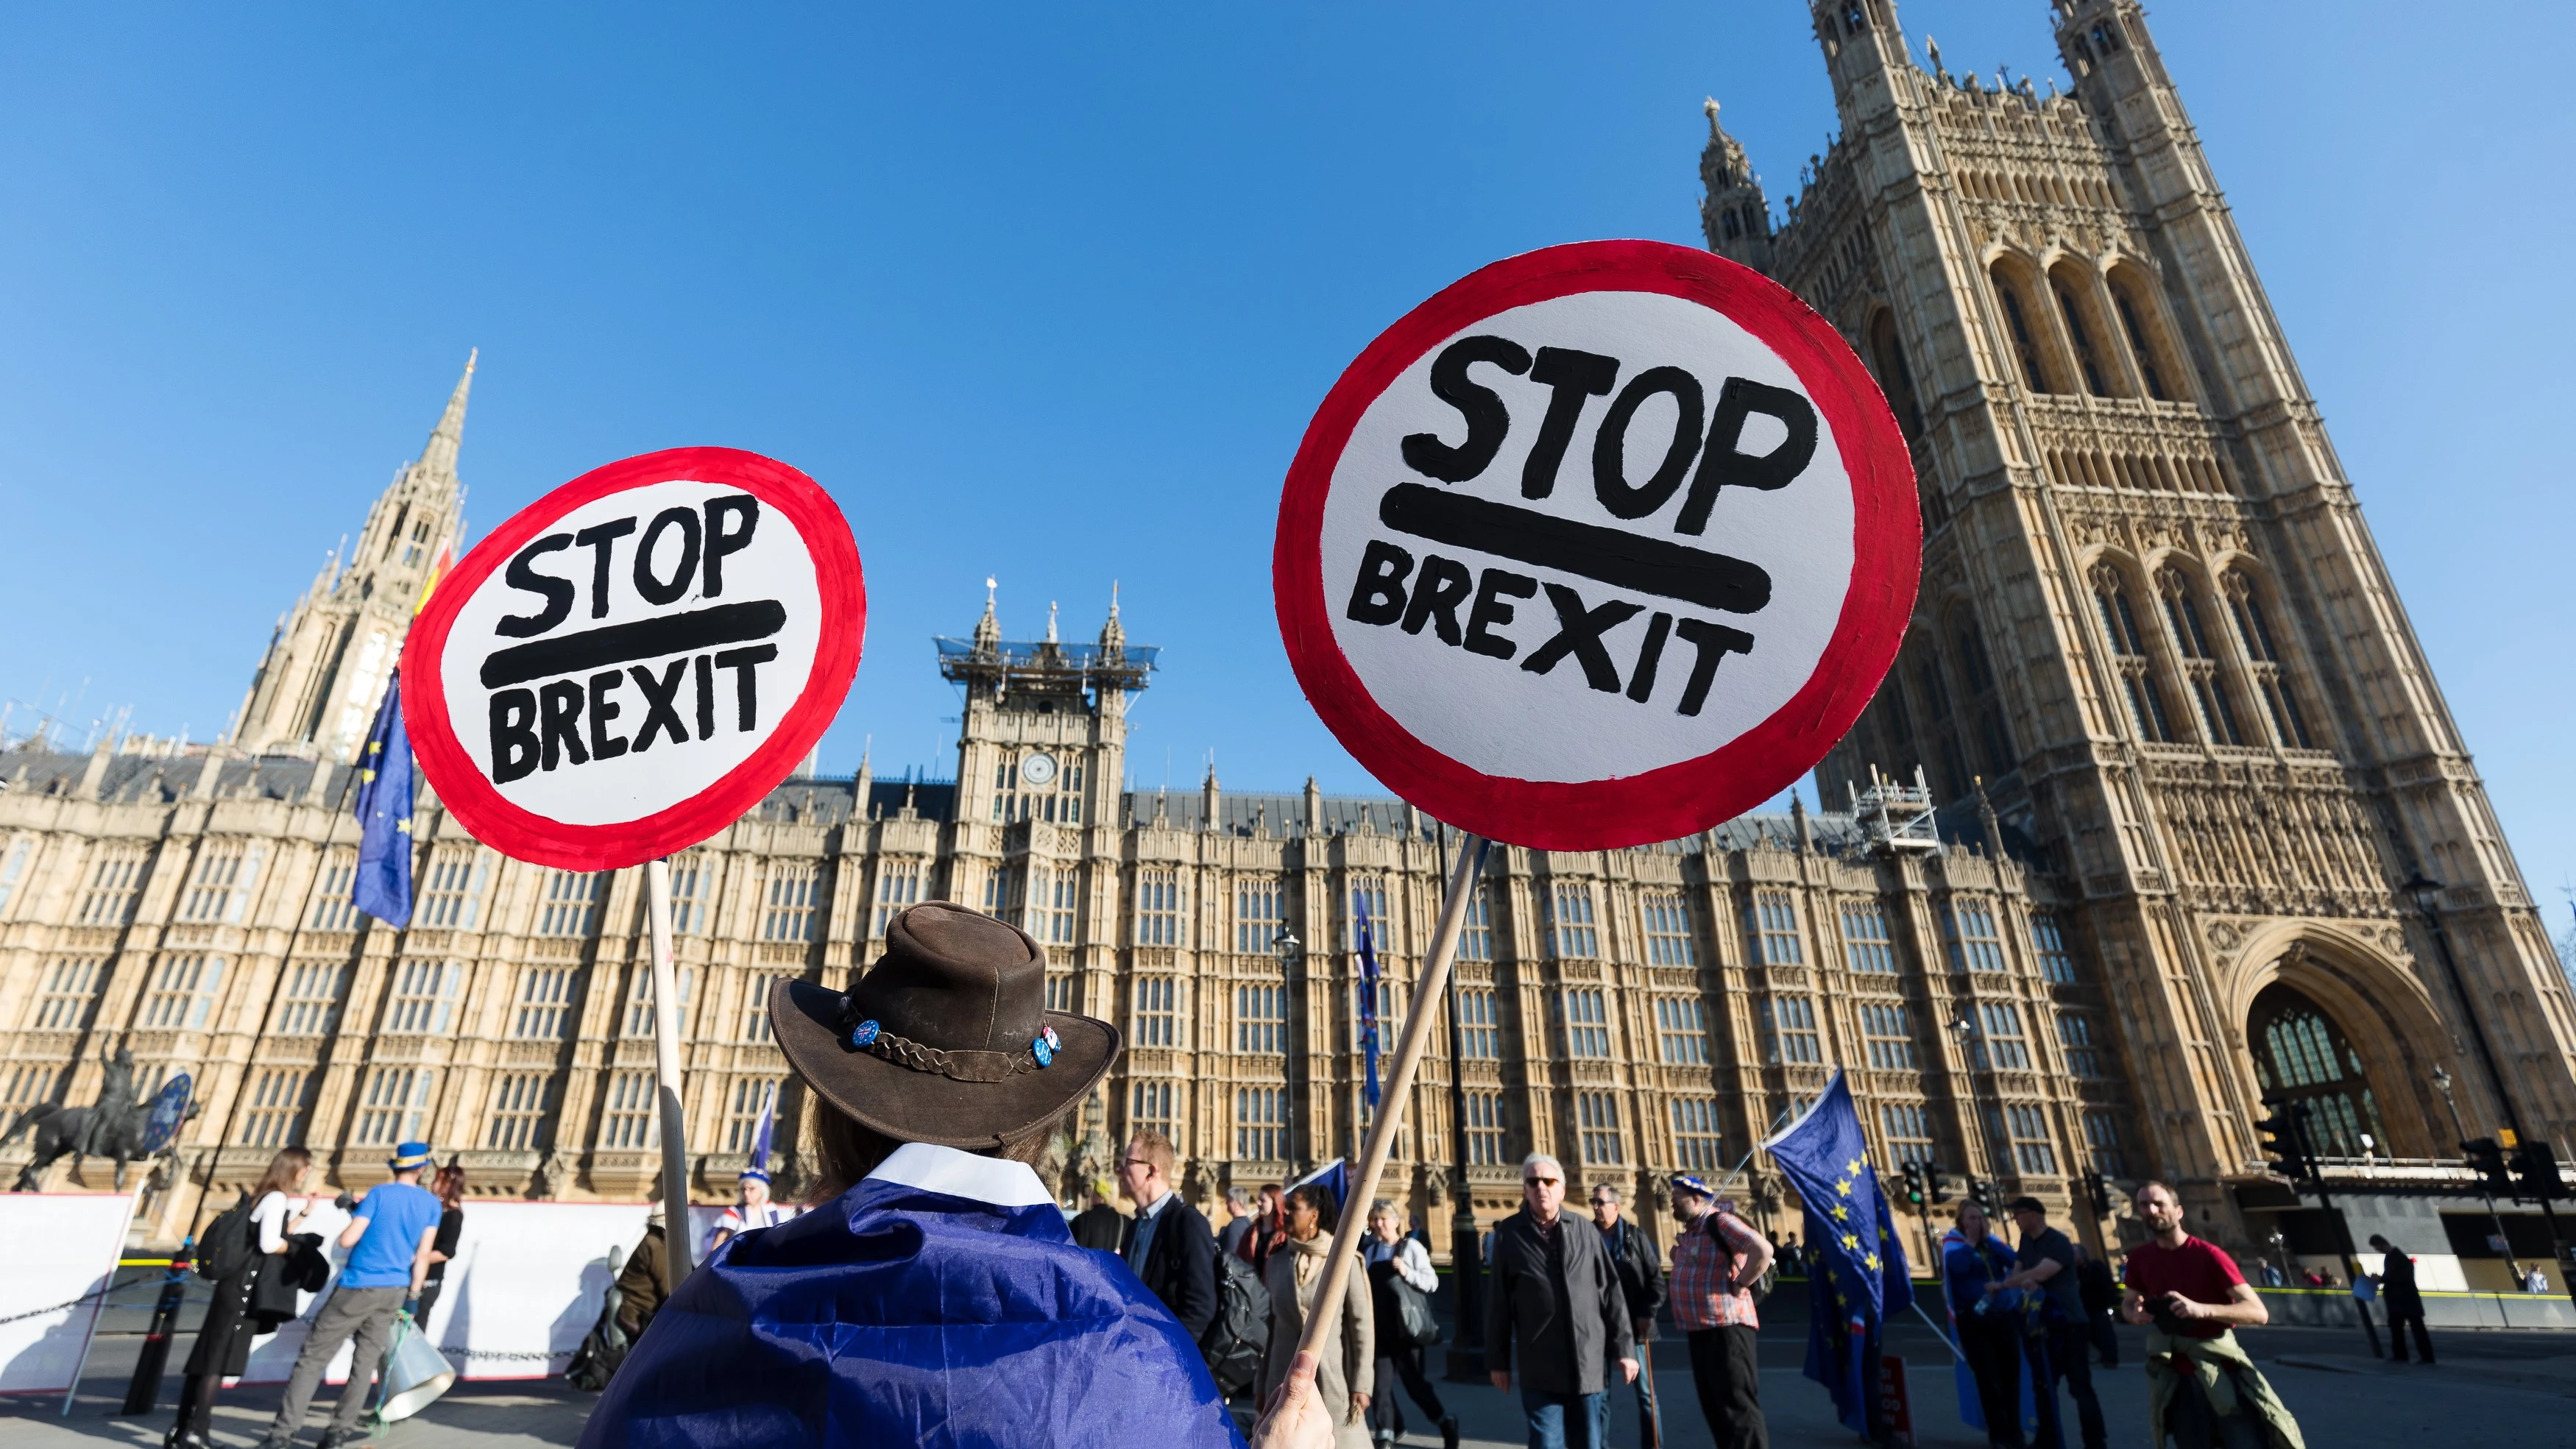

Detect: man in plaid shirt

[1666,1175,1774,1449]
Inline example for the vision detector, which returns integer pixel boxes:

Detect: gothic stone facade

[1704,0,2576,1248]
[0,579,2122,1269]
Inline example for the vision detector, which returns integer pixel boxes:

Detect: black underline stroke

[1376,483,1772,616]
[480,600,788,689]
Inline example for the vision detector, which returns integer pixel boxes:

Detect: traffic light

[1925,1163,1953,1205]
[2082,1169,2114,1218]
[2464,1137,2515,1197]
[1969,1177,1995,1212]
[2255,1097,2315,1186]
[1896,1161,1926,1208]
[2510,1140,2568,1202]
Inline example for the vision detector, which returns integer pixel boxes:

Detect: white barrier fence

[0,1193,743,1398]
[242,1200,730,1384]
[0,1194,137,1400]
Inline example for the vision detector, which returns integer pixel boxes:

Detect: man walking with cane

[1590,1185,1665,1445]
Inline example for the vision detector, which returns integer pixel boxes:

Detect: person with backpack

[253,1141,444,1449]
[1362,1200,1454,1449]
[169,1149,319,1449]
[1202,1216,1275,1407]
[1665,1175,1772,1449]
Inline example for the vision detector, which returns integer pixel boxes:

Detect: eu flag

[351,670,416,928]
[1762,1069,1912,1439]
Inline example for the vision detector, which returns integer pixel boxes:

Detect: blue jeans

[1519,1384,1609,1449]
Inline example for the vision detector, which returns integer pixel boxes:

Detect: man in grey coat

[1486,1153,1639,1449]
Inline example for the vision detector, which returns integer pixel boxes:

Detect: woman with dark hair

[1257,1183,1373,1449]
[415,1162,467,1328]
[580,902,1292,1449]
[170,1149,318,1449]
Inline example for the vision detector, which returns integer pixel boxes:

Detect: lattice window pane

[1546,884,1599,959]
[1671,1099,1723,1172]
[1235,879,1284,955]
[762,865,821,943]
[1457,988,1498,1059]
[1558,988,1610,1058]
[1655,997,1708,1064]
[514,966,578,1039]
[386,960,461,1035]
[723,1078,777,1152]
[540,871,609,938]
[1236,983,1287,1055]
[1760,995,1820,1065]
[1754,890,1802,966]
[309,854,361,931]
[873,860,924,938]
[1135,868,1184,947]
[239,1068,308,1147]
[1464,1091,1507,1166]
[417,850,488,929]
[1130,1079,1176,1139]
[2031,913,2076,982]
[29,958,107,1032]
[599,1070,656,1149]
[355,1066,436,1146]
[140,954,225,1031]
[272,962,346,1035]
[1578,1092,1623,1165]
[1879,1103,1935,1165]
[1840,902,1895,973]
[1235,1085,1287,1162]
[1641,893,1696,966]
[1943,900,2006,972]
[1133,977,1182,1048]
[485,1073,553,1152]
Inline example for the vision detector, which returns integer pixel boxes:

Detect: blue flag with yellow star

[351,670,415,928]
[1763,1069,1912,1439]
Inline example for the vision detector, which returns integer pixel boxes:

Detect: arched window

[2106,265,2179,403]
[2049,263,2119,397]
[2223,570,2316,749]
[2157,569,2245,745]
[2092,567,2176,743]
[2248,982,2387,1158]
[1989,262,2062,394]
[1868,311,1925,440]
[1722,210,1742,240]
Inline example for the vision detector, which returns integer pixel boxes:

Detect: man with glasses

[1590,1185,1666,1442]
[1486,1154,1638,1449]
[1115,1127,1220,1344]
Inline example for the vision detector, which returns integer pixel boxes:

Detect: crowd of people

[163,900,2446,1449]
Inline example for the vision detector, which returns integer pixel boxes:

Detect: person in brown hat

[579,901,1324,1449]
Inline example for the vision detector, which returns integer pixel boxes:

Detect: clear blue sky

[2,4,2568,929]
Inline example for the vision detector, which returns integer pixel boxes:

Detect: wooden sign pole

[645,856,693,1283]
[1292,832,1490,1364]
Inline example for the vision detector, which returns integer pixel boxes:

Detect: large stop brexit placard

[406,447,865,871]
[1275,241,1918,850]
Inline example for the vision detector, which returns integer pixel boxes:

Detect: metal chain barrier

[0,1287,110,1327]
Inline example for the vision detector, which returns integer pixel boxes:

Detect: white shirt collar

[865,1142,1055,1208]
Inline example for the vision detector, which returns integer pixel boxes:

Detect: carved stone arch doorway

[2223,926,2453,1160]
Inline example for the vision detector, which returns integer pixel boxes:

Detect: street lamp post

[2432,1063,2526,1283]
[1272,926,1301,1166]
[2408,874,2573,1301]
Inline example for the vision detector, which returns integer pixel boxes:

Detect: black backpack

[1198,1250,1272,1397]
[194,1192,258,1283]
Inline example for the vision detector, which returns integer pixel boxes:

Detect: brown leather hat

[771,901,1117,1149]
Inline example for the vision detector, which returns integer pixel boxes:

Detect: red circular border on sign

[404,447,866,871]
[1273,240,1918,851]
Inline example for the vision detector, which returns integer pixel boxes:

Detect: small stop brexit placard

[1275,241,1917,851]
[406,447,866,871]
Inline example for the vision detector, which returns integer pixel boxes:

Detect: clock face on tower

[1019,751,1059,786]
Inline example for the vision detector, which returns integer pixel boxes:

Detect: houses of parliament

[4,0,2571,1281]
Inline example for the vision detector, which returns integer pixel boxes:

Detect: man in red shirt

[2118,1182,2301,1448]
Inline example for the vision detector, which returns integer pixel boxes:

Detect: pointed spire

[973,577,1001,655]
[1098,581,1126,655]
[418,349,477,481]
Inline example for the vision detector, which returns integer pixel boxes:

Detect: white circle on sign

[1020,751,1058,785]
[439,477,824,827]
[1317,288,1855,783]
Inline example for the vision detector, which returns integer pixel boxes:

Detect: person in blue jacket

[583,902,1320,1449]
[1945,1202,2026,1449]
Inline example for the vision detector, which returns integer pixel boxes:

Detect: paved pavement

[10,1318,2576,1448]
